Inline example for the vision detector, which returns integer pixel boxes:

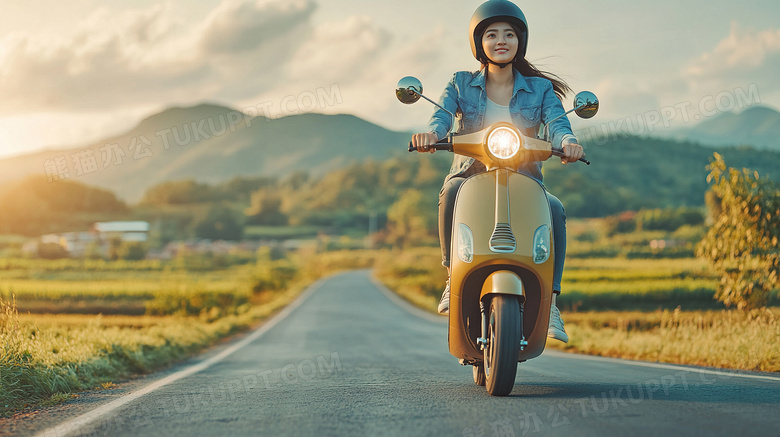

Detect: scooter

[395,76,599,396]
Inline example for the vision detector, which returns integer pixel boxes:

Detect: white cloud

[235,16,449,128]
[200,0,315,55]
[285,15,391,85]
[683,23,780,94]
[0,0,320,114]
[584,78,661,121]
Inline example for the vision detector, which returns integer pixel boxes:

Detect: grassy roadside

[373,248,780,373]
[0,250,377,418]
[545,309,780,372]
[0,285,302,416]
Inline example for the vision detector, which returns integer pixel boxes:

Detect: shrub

[697,153,780,309]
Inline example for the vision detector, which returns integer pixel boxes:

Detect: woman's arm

[426,73,460,141]
[540,82,583,164]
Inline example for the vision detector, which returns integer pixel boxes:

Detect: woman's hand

[561,137,584,164]
[411,132,439,154]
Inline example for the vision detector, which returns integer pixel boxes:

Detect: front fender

[479,270,525,303]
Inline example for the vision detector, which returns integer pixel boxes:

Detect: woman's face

[481,22,518,64]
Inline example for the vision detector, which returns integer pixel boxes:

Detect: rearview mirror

[395,76,423,104]
[573,91,599,119]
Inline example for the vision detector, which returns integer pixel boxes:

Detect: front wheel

[484,295,520,396]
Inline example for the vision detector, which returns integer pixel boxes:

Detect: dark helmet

[469,0,528,64]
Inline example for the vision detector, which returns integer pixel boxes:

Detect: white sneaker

[547,304,569,343]
[437,279,450,315]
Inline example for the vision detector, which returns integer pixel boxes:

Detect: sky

[0,0,779,159]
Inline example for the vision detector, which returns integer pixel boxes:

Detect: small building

[48,231,99,257]
[92,221,150,243]
[25,221,151,258]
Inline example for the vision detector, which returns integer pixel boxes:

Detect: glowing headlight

[533,225,550,264]
[487,127,521,159]
[457,223,474,263]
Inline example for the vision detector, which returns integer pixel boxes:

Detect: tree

[140,180,214,205]
[244,189,288,225]
[697,153,780,310]
[118,242,148,260]
[195,205,244,240]
[385,189,437,248]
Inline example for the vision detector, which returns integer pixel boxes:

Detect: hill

[0,176,128,236]
[661,105,780,151]
[0,104,412,202]
[3,103,780,222]
[543,134,780,217]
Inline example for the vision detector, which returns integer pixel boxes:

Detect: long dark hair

[512,58,571,100]
[480,23,572,100]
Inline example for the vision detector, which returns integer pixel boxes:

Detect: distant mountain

[0,104,412,202]
[661,105,780,150]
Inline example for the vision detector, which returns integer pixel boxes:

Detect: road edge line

[544,349,780,382]
[33,278,327,437]
[369,272,445,324]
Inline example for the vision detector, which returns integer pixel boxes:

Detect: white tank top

[484,97,512,125]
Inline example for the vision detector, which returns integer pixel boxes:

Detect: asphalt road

[10,270,780,437]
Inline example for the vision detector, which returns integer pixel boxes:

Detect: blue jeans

[438,176,567,293]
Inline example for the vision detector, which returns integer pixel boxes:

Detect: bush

[37,242,69,259]
[697,154,780,309]
[194,205,244,241]
[602,211,637,235]
[118,242,147,260]
[636,207,705,232]
[251,258,299,294]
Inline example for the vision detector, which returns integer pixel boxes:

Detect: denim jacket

[427,68,575,183]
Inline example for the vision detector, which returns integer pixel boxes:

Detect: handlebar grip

[408,141,453,153]
[552,147,590,165]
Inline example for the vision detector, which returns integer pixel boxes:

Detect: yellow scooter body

[448,168,555,363]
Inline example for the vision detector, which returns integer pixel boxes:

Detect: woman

[411,0,582,343]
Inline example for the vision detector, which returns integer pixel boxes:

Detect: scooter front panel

[448,170,556,363]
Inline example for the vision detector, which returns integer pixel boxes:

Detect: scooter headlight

[533,225,550,264]
[457,223,473,263]
[487,127,521,159]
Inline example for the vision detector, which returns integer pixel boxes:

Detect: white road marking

[370,274,444,324]
[543,350,780,382]
[34,279,324,437]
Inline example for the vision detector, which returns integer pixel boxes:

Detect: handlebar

[407,141,590,165]
[407,141,453,153]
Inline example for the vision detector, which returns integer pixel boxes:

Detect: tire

[473,364,486,386]
[484,295,520,396]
